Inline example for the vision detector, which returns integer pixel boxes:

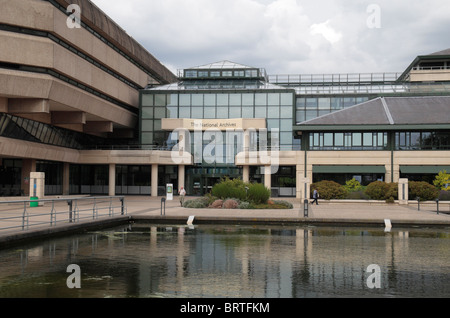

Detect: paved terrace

[0,195,449,247]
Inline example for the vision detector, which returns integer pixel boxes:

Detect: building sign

[162,118,266,131]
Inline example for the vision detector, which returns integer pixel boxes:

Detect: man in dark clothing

[311,189,319,205]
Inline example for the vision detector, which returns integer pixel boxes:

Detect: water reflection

[0,224,449,298]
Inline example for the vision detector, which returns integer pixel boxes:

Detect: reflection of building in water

[1,226,448,297]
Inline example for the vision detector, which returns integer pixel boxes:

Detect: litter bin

[30,196,39,207]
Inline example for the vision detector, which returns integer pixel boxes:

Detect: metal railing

[268,72,402,86]
[0,196,126,234]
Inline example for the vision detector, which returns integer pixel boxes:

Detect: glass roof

[186,60,255,70]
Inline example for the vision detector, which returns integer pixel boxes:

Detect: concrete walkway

[0,195,449,247]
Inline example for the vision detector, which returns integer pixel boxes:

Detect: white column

[108,163,115,196]
[264,166,271,191]
[243,166,250,183]
[151,164,158,197]
[178,165,185,192]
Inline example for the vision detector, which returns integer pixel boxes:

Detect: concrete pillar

[243,165,249,183]
[151,164,158,197]
[29,172,45,201]
[264,165,271,191]
[178,165,185,193]
[109,163,116,196]
[63,163,70,195]
[398,178,409,204]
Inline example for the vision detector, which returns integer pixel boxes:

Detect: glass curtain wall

[141,91,295,151]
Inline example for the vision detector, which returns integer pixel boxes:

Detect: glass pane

[179,94,191,106]
[179,106,190,118]
[268,106,279,117]
[280,106,292,118]
[324,133,333,146]
[217,94,229,106]
[305,110,317,120]
[305,98,317,109]
[216,107,228,118]
[191,107,203,118]
[204,94,216,106]
[167,94,178,106]
[191,94,203,106]
[242,107,253,118]
[280,119,292,131]
[335,133,344,146]
[203,107,216,119]
[242,93,254,106]
[318,98,331,110]
[331,98,342,110]
[268,93,280,105]
[352,133,362,146]
[167,106,178,119]
[267,119,279,130]
[154,94,166,106]
[229,107,241,118]
[296,98,306,109]
[255,93,267,105]
[141,120,153,131]
[255,106,266,118]
[296,110,305,123]
[154,107,166,119]
[229,94,241,106]
[363,132,372,146]
[141,107,153,119]
[141,94,153,106]
[280,132,292,145]
[280,93,293,105]
[141,132,153,144]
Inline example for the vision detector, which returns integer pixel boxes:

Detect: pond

[0,223,449,298]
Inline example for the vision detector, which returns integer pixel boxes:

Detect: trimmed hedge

[364,181,397,201]
[310,180,347,200]
[408,181,439,201]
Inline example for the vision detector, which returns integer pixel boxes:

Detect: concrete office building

[1,0,450,199]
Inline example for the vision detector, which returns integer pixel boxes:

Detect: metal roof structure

[296,96,450,130]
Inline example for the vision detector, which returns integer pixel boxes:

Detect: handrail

[0,196,126,234]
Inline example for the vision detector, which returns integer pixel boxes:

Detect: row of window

[184,69,259,79]
[395,132,450,150]
[309,132,388,150]
[308,131,450,150]
[141,92,294,107]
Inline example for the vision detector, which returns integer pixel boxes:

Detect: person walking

[179,186,186,206]
[311,189,319,205]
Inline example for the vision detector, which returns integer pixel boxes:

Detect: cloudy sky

[91,0,450,76]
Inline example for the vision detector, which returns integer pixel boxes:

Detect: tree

[433,170,450,191]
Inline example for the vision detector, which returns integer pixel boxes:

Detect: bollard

[436,199,439,215]
[416,197,420,211]
[67,199,73,222]
[161,197,166,216]
[120,197,125,215]
[303,199,309,217]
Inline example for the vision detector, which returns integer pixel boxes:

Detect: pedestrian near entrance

[311,189,319,205]
[179,187,186,206]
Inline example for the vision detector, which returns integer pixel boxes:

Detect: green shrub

[272,200,293,209]
[310,180,346,200]
[237,201,254,209]
[247,183,271,204]
[409,181,439,201]
[183,197,209,208]
[211,177,248,201]
[345,190,370,200]
[364,181,398,200]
